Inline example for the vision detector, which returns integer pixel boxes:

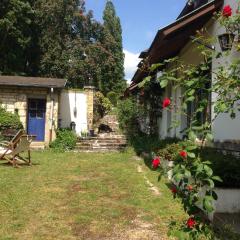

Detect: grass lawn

[0,149,186,240]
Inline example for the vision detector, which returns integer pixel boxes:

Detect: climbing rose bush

[162,98,171,108]
[137,3,240,239]
[187,217,196,229]
[152,156,161,169]
[222,5,232,17]
[179,150,187,159]
[171,186,177,194]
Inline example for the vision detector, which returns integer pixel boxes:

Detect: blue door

[28,99,46,141]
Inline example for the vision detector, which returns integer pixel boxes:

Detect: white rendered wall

[59,90,88,136]
[209,0,240,142]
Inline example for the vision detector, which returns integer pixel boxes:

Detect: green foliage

[168,219,215,240]
[157,142,182,162]
[102,0,125,95]
[0,0,34,74]
[117,97,144,139]
[106,91,118,106]
[94,91,112,123]
[0,107,23,132]
[199,148,240,188]
[50,128,77,151]
[0,0,125,94]
[129,134,161,156]
[137,12,240,237]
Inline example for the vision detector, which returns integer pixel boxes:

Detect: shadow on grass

[0,161,40,168]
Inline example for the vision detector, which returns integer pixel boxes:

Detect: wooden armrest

[0,142,9,147]
[27,135,37,140]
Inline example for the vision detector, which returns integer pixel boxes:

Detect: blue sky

[85,0,187,81]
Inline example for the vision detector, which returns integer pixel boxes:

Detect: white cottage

[128,0,240,152]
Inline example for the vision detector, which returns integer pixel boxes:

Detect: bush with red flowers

[222,5,232,17]
[152,156,161,169]
[162,97,171,108]
[132,4,240,239]
[179,150,187,159]
[218,3,240,42]
[187,217,196,229]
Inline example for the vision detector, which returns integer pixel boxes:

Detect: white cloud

[123,49,140,83]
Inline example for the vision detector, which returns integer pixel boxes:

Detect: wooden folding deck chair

[0,129,25,149]
[0,134,35,167]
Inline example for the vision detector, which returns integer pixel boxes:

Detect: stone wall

[0,86,59,145]
[84,86,95,131]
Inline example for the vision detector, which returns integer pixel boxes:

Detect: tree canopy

[0,0,126,94]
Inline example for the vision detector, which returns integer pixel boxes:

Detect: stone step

[77,141,127,145]
[78,136,127,141]
[76,141,127,145]
[76,146,125,150]
[30,141,45,150]
[77,139,127,143]
[76,145,125,148]
[76,131,127,152]
[75,148,125,153]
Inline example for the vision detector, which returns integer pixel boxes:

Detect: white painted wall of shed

[59,90,88,136]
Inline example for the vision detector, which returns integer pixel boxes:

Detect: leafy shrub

[129,134,161,155]
[156,139,194,162]
[157,143,182,162]
[117,97,145,138]
[199,148,240,188]
[0,107,23,132]
[156,141,240,188]
[107,91,118,106]
[50,128,77,151]
[94,92,112,124]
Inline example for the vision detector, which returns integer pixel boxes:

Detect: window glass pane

[29,110,36,118]
[29,100,36,109]
[37,100,46,110]
[37,111,44,119]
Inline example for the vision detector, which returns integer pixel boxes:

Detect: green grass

[0,149,186,239]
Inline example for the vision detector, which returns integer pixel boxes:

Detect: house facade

[0,76,94,146]
[128,0,240,151]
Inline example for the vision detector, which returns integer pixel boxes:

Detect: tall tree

[102,0,126,95]
[0,0,34,75]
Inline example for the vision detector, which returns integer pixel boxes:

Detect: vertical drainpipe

[49,87,54,143]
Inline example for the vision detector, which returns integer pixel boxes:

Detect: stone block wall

[84,86,95,131]
[0,86,59,145]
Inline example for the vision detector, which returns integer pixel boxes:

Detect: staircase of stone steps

[76,134,127,152]
[76,114,127,152]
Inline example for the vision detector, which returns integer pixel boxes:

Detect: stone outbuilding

[0,76,94,147]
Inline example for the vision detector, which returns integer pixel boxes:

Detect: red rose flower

[222,5,232,17]
[171,186,177,194]
[187,185,193,191]
[152,157,160,169]
[187,217,196,229]
[162,98,171,108]
[179,150,187,158]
